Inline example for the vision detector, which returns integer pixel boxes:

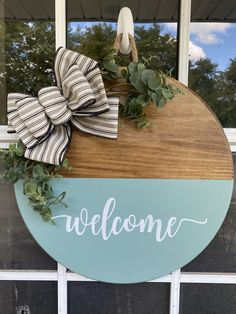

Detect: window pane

[0,0,55,124]
[0,1,6,124]
[68,282,170,314]
[67,1,178,78]
[180,284,236,314]
[0,281,57,314]
[0,183,57,270]
[68,22,177,76]
[188,20,236,127]
[182,153,236,272]
[0,0,56,269]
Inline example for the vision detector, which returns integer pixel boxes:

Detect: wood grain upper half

[63,78,233,180]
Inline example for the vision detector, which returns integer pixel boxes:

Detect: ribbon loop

[62,65,95,111]
[7,48,119,165]
[39,87,71,126]
[17,96,51,139]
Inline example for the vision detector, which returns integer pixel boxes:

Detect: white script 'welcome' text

[52,197,208,242]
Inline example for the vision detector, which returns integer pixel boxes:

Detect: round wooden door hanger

[15,79,233,284]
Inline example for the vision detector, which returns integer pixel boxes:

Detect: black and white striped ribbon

[7,48,119,165]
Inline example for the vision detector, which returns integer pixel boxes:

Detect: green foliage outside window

[1,21,236,127]
[189,58,236,127]
[4,21,55,95]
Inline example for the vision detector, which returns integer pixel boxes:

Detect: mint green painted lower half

[14,178,233,284]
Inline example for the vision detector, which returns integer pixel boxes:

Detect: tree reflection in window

[5,21,55,96]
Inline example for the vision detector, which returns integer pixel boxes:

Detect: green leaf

[128,98,137,114]
[128,62,137,74]
[14,142,25,157]
[32,164,46,177]
[62,159,69,168]
[148,75,161,90]
[141,69,155,84]
[137,63,145,73]
[103,61,118,73]
[8,143,16,151]
[7,168,18,183]
[122,99,130,115]
[40,207,52,222]
[134,79,147,93]
[24,181,38,196]
[158,98,167,107]
[42,181,53,195]
[162,88,172,99]
[151,93,160,106]
[15,147,24,157]
[2,159,12,171]
[136,95,148,106]
[130,72,140,86]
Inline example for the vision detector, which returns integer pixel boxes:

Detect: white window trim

[0,125,18,148]
[0,1,236,314]
[178,0,191,85]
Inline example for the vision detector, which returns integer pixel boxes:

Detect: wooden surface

[63,78,233,180]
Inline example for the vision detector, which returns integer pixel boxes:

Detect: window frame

[0,1,236,314]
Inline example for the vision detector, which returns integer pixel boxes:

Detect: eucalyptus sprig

[0,141,71,222]
[101,54,182,128]
[120,61,182,128]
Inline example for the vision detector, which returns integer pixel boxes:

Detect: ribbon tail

[71,97,119,139]
[24,125,71,165]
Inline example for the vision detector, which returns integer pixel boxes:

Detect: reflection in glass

[188,23,236,127]
[0,0,55,124]
[67,22,177,77]
[0,1,6,124]
[5,21,55,96]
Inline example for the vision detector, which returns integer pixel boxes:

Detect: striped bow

[7,48,119,165]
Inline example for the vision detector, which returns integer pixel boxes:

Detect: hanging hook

[117,7,134,55]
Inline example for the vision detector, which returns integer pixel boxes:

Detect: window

[67,0,179,78]
[0,0,55,124]
[188,19,236,127]
[0,1,236,314]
